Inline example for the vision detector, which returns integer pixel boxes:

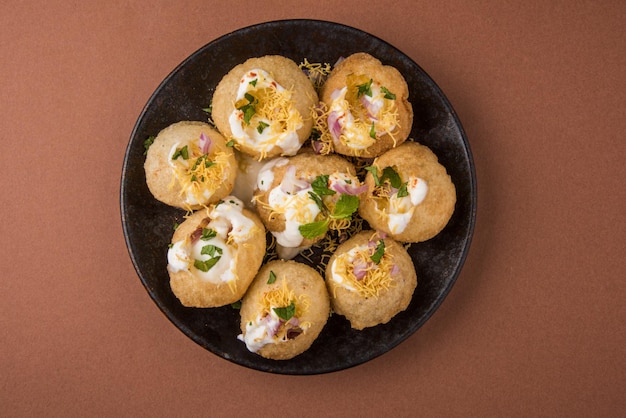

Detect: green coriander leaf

[249,79,258,87]
[273,301,296,321]
[370,239,385,264]
[173,222,180,230]
[369,122,376,139]
[381,166,402,188]
[231,300,242,309]
[244,92,255,103]
[267,270,277,284]
[200,244,223,258]
[397,182,409,198]
[311,175,336,196]
[143,136,155,155]
[381,86,396,100]
[200,228,217,240]
[299,219,330,239]
[257,121,269,134]
[307,191,327,213]
[226,140,235,147]
[194,257,220,272]
[365,166,380,186]
[357,78,373,97]
[171,145,189,160]
[202,105,212,114]
[331,194,360,219]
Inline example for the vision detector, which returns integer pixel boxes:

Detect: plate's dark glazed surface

[120,19,476,374]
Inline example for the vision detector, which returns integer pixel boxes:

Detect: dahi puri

[320,52,413,158]
[144,121,237,211]
[325,230,417,330]
[166,197,265,308]
[359,141,456,242]
[212,55,318,160]
[238,260,330,360]
[252,151,365,257]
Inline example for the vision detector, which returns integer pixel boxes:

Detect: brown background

[2,1,624,416]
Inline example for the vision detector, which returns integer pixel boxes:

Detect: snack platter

[120,19,476,374]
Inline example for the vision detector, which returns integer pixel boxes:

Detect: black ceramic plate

[121,19,476,374]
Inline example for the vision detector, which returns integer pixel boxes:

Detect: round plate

[121,19,476,374]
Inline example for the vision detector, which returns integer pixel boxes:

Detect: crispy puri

[144,121,237,210]
[359,141,456,242]
[325,230,417,330]
[167,200,266,308]
[253,150,361,250]
[212,55,318,160]
[239,260,330,360]
[320,52,413,158]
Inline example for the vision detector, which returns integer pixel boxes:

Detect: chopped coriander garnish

[257,121,269,134]
[231,300,242,309]
[236,92,257,125]
[267,270,277,284]
[397,182,409,198]
[311,175,336,196]
[202,105,212,114]
[381,166,402,189]
[194,258,220,272]
[171,145,189,160]
[226,140,235,147]
[143,135,155,155]
[369,122,376,139]
[381,86,396,100]
[370,239,385,264]
[365,166,380,186]
[200,228,217,240]
[249,79,258,87]
[307,191,327,213]
[200,244,223,258]
[273,301,296,321]
[356,78,373,97]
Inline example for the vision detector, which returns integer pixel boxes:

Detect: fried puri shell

[359,141,456,242]
[144,121,237,210]
[253,151,358,248]
[239,260,330,360]
[168,207,266,308]
[320,52,413,158]
[212,55,318,159]
[325,230,417,330]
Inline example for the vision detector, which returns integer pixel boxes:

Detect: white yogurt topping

[268,182,320,248]
[237,314,281,353]
[383,177,429,234]
[166,197,256,283]
[330,246,363,291]
[228,69,303,156]
[255,157,288,192]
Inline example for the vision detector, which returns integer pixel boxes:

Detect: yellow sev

[169,140,230,210]
[257,278,311,339]
[233,74,303,161]
[332,238,396,298]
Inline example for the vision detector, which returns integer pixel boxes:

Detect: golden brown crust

[320,52,413,158]
[212,55,318,159]
[144,121,237,210]
[324,230,417,330]
[359,141,456,242]
[252,151,359,248]
[239,260,330,360]
[168,206,266,308]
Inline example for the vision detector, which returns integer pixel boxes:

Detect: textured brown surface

[1,1,624,416]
